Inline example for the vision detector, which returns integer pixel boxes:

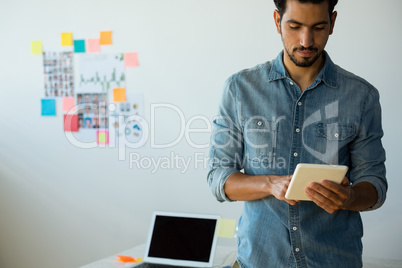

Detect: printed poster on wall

[76,93,109,129]
[43,51,74,97]
[77,53,126,93]
[109,92,144,145]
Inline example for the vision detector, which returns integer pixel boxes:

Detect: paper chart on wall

[109,92,144,146]
[76,92,109,130]
[77,53,126,94]
[67,92,110,144]
[42,51,74,98]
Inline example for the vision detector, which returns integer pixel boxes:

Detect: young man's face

[274,0,337,68]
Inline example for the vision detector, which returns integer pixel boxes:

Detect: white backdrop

[0,1,401,267]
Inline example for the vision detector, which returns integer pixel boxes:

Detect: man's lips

[297,50,316,57]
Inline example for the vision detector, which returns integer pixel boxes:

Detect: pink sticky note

[87,38,101,53]
[64,114,79,132]
[124,52,139,67]
[62,97,76,112]
[97,130,109,144]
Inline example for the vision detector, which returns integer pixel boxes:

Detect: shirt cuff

[207,167,239,202]
[352,176,387,211]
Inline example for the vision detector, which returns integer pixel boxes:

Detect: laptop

[135,211,221,268]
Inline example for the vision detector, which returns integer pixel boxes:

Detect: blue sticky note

[74,40,86,53]
[41,99,56,116]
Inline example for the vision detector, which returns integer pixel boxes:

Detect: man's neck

[282,51,325,92]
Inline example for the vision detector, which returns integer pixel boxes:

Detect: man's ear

[274,10,282,34]
[329,11,337,35]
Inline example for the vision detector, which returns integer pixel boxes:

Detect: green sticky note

[31,41,43,55]
[97,130,109,144]
[99,133,106,143]
[41,99,56,116]
[74,40,85,53]
[217,219,236,238]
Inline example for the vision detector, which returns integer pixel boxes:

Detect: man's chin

[291,53,322,68]
[291,57,315,68]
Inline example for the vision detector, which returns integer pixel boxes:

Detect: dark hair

[274,0,338,19]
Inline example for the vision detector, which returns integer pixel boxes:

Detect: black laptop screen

[148,215,217,262]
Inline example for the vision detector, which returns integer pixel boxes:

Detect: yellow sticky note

[61,32,73,46]
[113,88,126,102]
[31,41,43,55]
[100,31,112,45]
[217,219,236,238]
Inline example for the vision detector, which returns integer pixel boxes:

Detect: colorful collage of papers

[33,31,143,145]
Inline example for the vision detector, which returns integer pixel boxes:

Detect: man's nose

[300,29,313,48]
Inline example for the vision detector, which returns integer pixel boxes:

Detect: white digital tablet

[285,163,348,201]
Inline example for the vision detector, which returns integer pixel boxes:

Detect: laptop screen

[144,212,220,267]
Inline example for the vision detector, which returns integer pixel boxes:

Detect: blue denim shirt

[208,51,387,268]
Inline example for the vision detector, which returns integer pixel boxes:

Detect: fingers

[306,181,351,214]
[341,177,350,186]
[306,187,340,213]
[318,181,349,203]
[282,180,299,206]
[270,175,298,206]
[310,191,340,214]
[286,199,299,206]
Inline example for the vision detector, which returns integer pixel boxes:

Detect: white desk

[80,245,402,268]
[80,244,237,268]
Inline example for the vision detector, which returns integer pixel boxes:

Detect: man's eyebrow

[285,19,329,26]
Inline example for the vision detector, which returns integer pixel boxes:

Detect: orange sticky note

[115,255,143,263]
[100,31,112,45]
[124,52,139,67]
[61,32,73,46]
[113,88,126,102]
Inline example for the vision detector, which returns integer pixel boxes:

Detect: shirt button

[334,133,339,138]
[295,128,300,133]
[293,226,297,231]
[257,121,262,126]
[298,102,302,106]
[290,81,294,85]
[295,248,300,252]
[293,152,298,157]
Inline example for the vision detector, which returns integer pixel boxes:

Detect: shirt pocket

[243,117,277,162]
[317,123,356,141]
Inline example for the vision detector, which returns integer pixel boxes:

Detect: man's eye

[289,25,300,29]
[315,26,326,30]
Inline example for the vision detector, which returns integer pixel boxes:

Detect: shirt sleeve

[349,86,387,211]
[207,77,244,202]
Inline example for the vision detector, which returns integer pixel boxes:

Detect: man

[207,0,387,267]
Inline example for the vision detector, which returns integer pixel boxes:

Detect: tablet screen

[285,163,348,201]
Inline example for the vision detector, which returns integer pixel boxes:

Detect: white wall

[0,1,401,267]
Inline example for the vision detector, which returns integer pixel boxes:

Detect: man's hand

[268,175,299,206]
[305,177,353,214]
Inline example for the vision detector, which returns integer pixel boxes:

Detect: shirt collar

[268,50,337,88]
